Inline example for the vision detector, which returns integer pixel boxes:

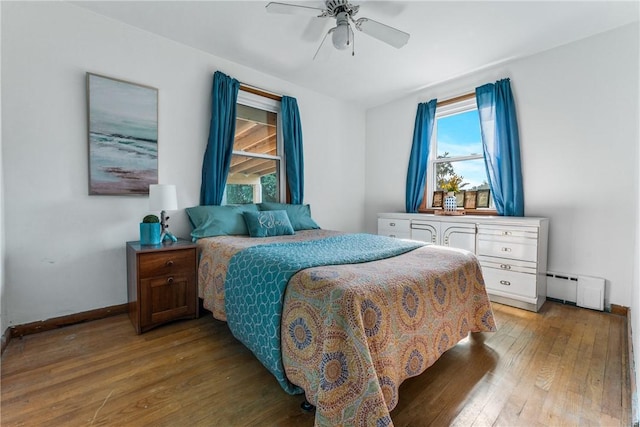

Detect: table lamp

[149,184,178,242]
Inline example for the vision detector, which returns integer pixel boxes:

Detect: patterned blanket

[224,234,425,395]
[196,230,496,426]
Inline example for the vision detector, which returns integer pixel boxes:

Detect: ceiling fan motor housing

[325,0,359,17]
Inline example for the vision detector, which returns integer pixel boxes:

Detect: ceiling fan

[265,0,410,59]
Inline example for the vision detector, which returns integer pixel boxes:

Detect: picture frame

[464,191,477,209]
[476,189,491,208]
[432,191,444,208]
[87,73,158,195]
[456,191,465,208]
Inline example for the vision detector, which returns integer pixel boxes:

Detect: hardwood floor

[1,301,630,426]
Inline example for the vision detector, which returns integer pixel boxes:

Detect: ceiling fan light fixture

[331,22,352,50]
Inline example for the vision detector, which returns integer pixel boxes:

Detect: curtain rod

[436,92,475,108]
[239,83,282,102]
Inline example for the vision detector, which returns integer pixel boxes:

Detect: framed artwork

[477,189,491,208]
[456,191,465,208]
[464,191,477,209]
[432,191,444,208]
[87,73,158,195]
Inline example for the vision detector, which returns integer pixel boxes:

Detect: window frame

[227,90,286,203]
[419,96,496,214]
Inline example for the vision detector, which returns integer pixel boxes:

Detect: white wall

[365,23,639,309]
[0,2,5,340]
[1,1,365,326]
[634,25,640,420]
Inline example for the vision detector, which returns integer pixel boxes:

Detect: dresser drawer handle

[499,280,511,286]
[389,222,396,227]
[501,247,512,252]
[389,234,396,238]
[167,277,174,284]
[166,260,174,267]
[500,264,511,270]
[502,231,512,236]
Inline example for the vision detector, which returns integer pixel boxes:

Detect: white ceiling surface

[71,1,639,108]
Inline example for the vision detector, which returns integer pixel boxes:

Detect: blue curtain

[281,96,305,204]
[200,71,240,205]
[476,79,524,216]
[405,99,437,213]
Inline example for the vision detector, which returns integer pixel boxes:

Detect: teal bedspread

[224,233,425,394]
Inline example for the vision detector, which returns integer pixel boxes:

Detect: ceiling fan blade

[265,2,326,17]
[355,17,410,48]
[313,28,334,61]
[301,18,330,42]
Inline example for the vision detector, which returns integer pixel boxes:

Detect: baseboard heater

[546,272,605,311]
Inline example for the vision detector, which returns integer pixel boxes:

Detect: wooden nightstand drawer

[141,273,195,326]
[138,249,194,278]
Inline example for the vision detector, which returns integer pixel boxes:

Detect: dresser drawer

[378,218,410,237]
[138,249,195,278]
[477,238,537,262]
[478,256,537,275]
[477,224,538,239]
[482,267,537,298]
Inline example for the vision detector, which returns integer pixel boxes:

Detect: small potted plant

[438,174,468,212]
[140,214,161,245]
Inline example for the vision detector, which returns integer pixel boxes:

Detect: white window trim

[235,90,286,203]
[426,97,482,208]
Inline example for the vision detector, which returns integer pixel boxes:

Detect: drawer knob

[166,260,174,267]
[502,231,512,236]
[167,277,174,284]
[501,247,512,252]
[500,264,511,270]
[499,280,511,286]
[389,222,396,227]
[389,234,396,238]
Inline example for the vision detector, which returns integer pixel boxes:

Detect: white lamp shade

[149,184,178,211]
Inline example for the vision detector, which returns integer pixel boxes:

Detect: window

[224,91,285,204]
[423,96,493,211]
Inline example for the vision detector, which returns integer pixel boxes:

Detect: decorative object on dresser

[476,189,491,208]
[378,213,549,312]
[432,190,444,208]
[443,191,457,212]
[139,214,161,245]
[464,191,477,209]
[149,184,178,242]
[126,240,198,334]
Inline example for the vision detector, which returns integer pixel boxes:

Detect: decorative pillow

[185,204,260,240]
[242,210,295,238]
[258,202,320,231]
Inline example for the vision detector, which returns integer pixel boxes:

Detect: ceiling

[71,1,639,109]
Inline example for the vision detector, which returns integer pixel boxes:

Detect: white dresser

[377,213,549,312]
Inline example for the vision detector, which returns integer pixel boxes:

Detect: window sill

[417,208,499,216]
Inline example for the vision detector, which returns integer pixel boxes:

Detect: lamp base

[159,210,178,242]
[161,231,178,243]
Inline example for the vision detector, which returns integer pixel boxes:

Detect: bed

[196,228,496,426]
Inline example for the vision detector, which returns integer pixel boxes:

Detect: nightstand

[126,239,198,334]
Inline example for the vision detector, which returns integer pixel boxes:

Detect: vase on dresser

[443,192,457,212]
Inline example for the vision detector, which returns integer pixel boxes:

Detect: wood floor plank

[1,301,631,426]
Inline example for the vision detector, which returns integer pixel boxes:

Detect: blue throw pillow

[185,204,260,240]
[243,210,295,238]
[258,202,320,231]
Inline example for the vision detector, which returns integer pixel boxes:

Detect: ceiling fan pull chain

[352,32,355,56]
